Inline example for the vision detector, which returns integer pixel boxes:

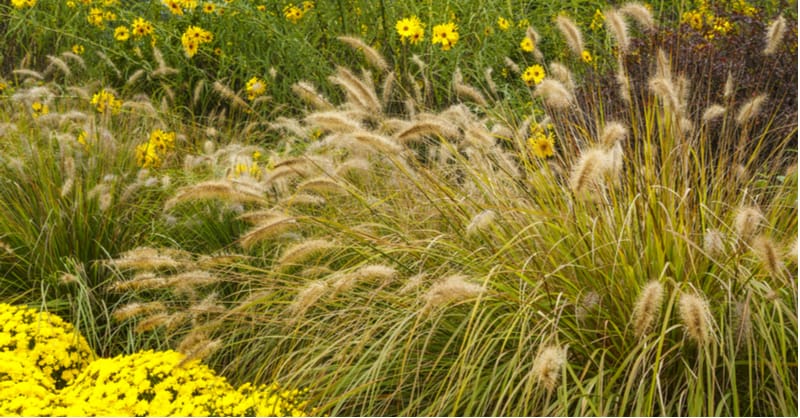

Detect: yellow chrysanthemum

[396,16,424,44]
[581,50,592,63]
[72,44,84,55]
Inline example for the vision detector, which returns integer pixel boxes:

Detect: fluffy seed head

[733,206,763,243]
[604,9,630,53]
[422,274,486,312]
[466,210,497,236]
[337,35,389,72]
[763,16,787,56]
[600,121,627,148]
[292,81,335,111]
[752,235,783,278]
[531,345,566,392]
[631,280,664,338]
[702,104,726,123]
[534,79,573,109]
[735,94,767,125]
[703,228,726,259]
[239,215,297,250]
[555,15,584,56]
[277,239,337,268]
[112,302,167,321]
[548,62,575,92]
[620,2,655,30]
[678,291,713,346]
[287,280,329,317]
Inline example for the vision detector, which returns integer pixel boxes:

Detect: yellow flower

[303,1,314,11]
[589,9,605,32]
[396,16,424,44]
[283,4,304,23]
[87,8,104,27]
[72,44,85,55]
[76,130,89,149]
[520,37,534,52]
[202,2,215,13]
[11,0,36,9]
[90,89,122,114]
[31,102,49,118]
[114,26,130,41]
[246,76,267,101]
[497,17,510,31]
[163,0,183,15]
[529,126,555,158]
[181,26,213,57]
[581,50,592,63]
[521,64,545,86]
[432,22,459,50]
[131,17,153,38]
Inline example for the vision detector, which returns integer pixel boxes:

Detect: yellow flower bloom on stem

[396,16,424,44]
[589,9,605,32]
[520,37,534,52]
[72,44,85,55]
[11,0,36,9]
[131,17,153,38]
[114,25,130,41]
[246,76,267,101]
[581,50,592,63]
[529,129,555,158]
[163,0,183,15]
[91,89,122,114]
[181,25,213,58]
[303,1,314,11]
[521,64,545,86]
[202,2,215,13]
[283,4,304,23]
[31,102,49,118]
[497,17,510,31]
[432,22,459,51]
[87,7,104,27]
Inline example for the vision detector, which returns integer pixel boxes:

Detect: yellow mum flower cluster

[528,123,556,159]
[60,350,314,416]
[283,2,314,24]
[181,25,213,58]
[0,303,94,390]
[90,88,122,114]
[136,128,176,168]
[0,304,314,417]
[432,22,459,50]
[396,16,425,44]
[521,64,546,87]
